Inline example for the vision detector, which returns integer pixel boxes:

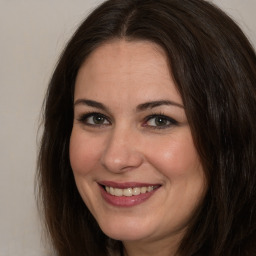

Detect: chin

[98,217,155,241]
[104,230,149,242]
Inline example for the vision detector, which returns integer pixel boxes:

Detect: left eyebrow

[136,100,184,111]
[73,99,109,112]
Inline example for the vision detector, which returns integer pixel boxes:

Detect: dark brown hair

[37,0,256,255]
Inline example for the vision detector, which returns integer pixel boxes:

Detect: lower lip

[99,186,159,207]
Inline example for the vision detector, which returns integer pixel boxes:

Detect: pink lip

[98,181,161,207]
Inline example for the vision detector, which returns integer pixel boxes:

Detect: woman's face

[70,40,206,246]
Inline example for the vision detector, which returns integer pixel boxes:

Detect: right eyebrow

[74,99,109,112]
[136,100,184,111]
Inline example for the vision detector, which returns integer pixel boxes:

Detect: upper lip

[98,181,161,189]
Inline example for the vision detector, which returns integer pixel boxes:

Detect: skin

[69,39,206,256]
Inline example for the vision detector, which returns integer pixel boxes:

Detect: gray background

[0,1,255,255]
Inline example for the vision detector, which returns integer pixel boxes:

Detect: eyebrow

[74,99,109,112]
[74,99,184,112]
[136,100,184,111]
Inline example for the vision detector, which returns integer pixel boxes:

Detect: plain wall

[0,1,255,255]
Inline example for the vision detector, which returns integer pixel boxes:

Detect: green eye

[78,113,110,126]
[153,116,169,126]
[92,115,107,125]
[145,115,178,129]
[147,116,170,126]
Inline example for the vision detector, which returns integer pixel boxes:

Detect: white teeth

[104,185,158,197]
[110,187,115,195]
[140,187,147,193]
[148,186,153,192]
[123,188,133,197]
[132,187,140,195]
[114,188,123,196]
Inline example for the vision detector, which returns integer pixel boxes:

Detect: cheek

[146,131,201,178]
[69,128,101,175]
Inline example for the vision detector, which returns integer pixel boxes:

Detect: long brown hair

[37,0,256,255]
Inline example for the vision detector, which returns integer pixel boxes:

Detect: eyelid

[143,113,178,129]
[77,111,111,126]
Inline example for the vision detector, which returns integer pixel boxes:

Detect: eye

[144,114,178,129]
[78,112,110,126]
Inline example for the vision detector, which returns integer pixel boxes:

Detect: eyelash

[77,111,178,129]
[143,113,178,129]
[77,112,111,127]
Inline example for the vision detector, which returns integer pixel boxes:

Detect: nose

[100,126,144,173]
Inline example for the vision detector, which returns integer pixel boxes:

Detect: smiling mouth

[104,185,160,197]
[99,182,161,207]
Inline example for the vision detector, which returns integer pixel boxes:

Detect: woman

[37,0,256,255]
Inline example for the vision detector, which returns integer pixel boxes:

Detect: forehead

[74,39,182,106]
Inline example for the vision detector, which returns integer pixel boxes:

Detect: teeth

[104,186,158,197]
[148,186,153,192]
[115,188,123,196]
[140,187,147,193]
[123,188,133,196]
[132,187,140,195]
